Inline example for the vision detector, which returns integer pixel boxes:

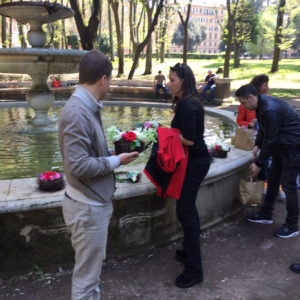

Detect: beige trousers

[63,195,113,300]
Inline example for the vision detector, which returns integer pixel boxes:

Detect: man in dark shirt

[235,84,300,239]
[153,70,167,99]
[201,70,218,102]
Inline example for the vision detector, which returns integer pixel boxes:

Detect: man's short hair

[235,84,258,98]
[79,50,112,85]
[208,70,212,73]
[158,70,162,74]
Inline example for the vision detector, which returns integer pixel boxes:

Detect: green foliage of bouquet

[107,121,160,154]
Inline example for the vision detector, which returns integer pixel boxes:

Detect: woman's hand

[180,134,194,146]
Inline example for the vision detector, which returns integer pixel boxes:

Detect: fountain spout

[0,1,85,126]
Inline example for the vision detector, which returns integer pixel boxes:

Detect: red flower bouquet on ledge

[107,122,159,154]
[208,142,230,158]
[38,171,65,192]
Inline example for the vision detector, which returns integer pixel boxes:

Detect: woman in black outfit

[168,63,211,288]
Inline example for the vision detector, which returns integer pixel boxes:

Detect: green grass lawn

[113,57,300,99]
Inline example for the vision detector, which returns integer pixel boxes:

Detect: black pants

[176,156,210,276]
[261,146,300,227]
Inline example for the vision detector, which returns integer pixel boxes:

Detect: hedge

[125,53,225,59]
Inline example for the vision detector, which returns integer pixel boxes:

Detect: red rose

[124,131,137,141]
[214,145,221,151]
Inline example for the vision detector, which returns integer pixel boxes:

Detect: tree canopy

[172,21,207,52]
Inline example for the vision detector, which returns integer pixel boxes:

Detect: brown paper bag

[239,178,264,205]
[235,127,254,150]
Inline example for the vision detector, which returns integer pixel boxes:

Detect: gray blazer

[58,86,116,204]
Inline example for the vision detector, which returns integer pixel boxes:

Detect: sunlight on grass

[112,58,300,98]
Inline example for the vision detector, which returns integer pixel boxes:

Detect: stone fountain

[0,1,85,126]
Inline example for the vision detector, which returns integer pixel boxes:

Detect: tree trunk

[144,5,154,75]
[271,0,285,73]
[69,0,101,50]
[223,0,239,78]
[121,0,124,46]
[97,0,102,46]
[61,0,67,49]
[233,40,241,68]
[176,0,191,64]
[108,2,114,61]
[128,0,164,79]
[183,26,188,64]
[109,0,124,76]
[1,16,6,48]
[18,23,27,48]
[9,17,12,48]
[159,6,168,63]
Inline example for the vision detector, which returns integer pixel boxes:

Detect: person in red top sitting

[236,74,269,128]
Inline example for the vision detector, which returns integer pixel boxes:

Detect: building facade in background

[169,1,226,54]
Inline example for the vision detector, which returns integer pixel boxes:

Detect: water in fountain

[0,1,85,126]
[0,103,234,180]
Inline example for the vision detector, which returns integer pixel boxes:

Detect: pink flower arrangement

[40,171,62,181]
[38,171,64,192]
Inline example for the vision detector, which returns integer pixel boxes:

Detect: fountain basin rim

[0,48,86,57]
[0,147,252,214]
[0,1,74,24]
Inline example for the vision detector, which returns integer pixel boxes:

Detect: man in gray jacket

[58,50,138,300]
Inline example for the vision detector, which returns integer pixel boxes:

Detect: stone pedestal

[214,78,233,103]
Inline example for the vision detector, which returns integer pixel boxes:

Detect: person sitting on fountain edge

[58,50,138,300]
[235,84,300,239]
[201,70,218,102]
[153,70,168,100]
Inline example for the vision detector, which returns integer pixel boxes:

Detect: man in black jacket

[235,84,300,238]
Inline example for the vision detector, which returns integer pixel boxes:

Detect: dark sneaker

[175,271,203,288]
[246,212,273,224]
[290,263,300,274]
[274,224,299,238]
[175,249,186,264]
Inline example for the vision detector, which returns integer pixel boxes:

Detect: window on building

[209,33,212,39]
[210,10,214,15]
[204,50,206,53]
[215,19,218,23]
[200,8,202,13]
[210,19,213,23]
[209,42,211,46]
[215,33,218,39]
[215,27,218,31]
[204,42,206,46]
[205,9,208,15]
[209,50,211,53]
[209,26,213,31]
[221,10,224,14]
[215,10,218,14]
[214,50,216,53]
[215,42,217,46]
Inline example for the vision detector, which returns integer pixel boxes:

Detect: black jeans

[176,156,210,276]
[261,146,300,227]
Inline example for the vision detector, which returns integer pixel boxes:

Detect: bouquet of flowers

[107,121,160,154]
[208,142,230,158]
[38,171,65,192]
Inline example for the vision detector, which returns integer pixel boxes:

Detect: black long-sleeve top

[171,96,210,158]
